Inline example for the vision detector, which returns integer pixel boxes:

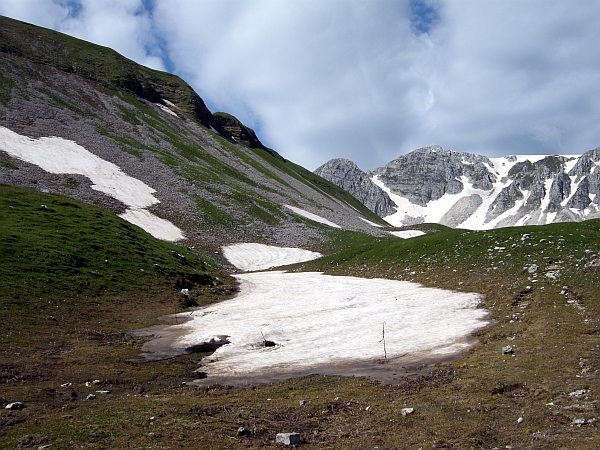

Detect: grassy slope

[0,16,212,127]
[2,184,600,448]
[0,14,384,230]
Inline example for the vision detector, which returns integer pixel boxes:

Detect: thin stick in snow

[380,321,387,361]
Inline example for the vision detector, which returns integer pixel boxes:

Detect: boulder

[276,433,301,445]
[5,402,24,410]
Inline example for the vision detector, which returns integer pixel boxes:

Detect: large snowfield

[168,244,490,385]
[0,126,184,241]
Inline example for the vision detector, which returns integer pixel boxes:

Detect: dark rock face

[314,158,397,217]
[211,112,266,149]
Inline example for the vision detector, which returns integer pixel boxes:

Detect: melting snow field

[388,230,426,239]
[284,204,342,228]
[0,126,184,241]
[165,244,489,386]
[222,243,323,271]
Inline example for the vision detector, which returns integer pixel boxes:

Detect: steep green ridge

[0,15,213,127]
[0,14,386,243]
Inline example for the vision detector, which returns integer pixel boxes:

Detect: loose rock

[5,402,24,410]
[276,433,301,445]
[237,427,251,437]
[401,407,415,416]
[502,345,514,355]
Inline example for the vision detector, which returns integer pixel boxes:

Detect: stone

[572,418,586,426]
[276,433,301,445]
[528,264,538,274]
[5,402,24,410]
[86,394,96,400]
[237,427,251,437]
[401,407,415,416]
[569,389,589,397]
[546,271,561,280]
[517,417,524,423]
[502,345,514,355]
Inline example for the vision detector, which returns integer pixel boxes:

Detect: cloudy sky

[2,1,600,170]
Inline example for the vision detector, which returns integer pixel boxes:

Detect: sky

[2,1,600,171]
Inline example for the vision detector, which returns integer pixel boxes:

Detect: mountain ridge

[0,15,388,258]
[317,144,600,230]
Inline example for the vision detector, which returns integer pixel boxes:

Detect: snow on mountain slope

[365,146,600,230]
[0,126,184,241]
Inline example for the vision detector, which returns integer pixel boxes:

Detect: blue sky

[2,0,600,171]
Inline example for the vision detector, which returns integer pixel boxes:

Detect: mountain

[314,158,396,217]
[0,15,388,257]
[318,145,600,229]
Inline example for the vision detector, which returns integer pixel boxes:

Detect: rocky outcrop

[439,195,483,228]
[373,145,495,206]
[211,112,266,149]
[314,158,396,216]
[323,145,600,230]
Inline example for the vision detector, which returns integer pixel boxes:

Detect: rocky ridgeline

[0,16,388,256]
[314,158,396,217]
[316,145,600,229]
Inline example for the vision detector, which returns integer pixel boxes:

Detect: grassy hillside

[0,14,386,242]
[2,187,600,448]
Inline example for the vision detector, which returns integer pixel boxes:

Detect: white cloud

[0,0,165,71]
[2,1,600,170]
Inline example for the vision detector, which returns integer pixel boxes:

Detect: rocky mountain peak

[321,145,600,230]
[314,158,396,217]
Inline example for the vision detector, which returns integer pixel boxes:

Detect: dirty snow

[0,126,184,241]
[177,270,488,384]
[166,244,489,385]
[158,103,178,117]
[388,230,426,239]
[284,204,342,228]
[222,242,322,271]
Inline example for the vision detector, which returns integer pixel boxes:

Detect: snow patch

[0,126,184,241]
[158,103,178,117]
[178,271,489,384]
[222,243,322,272]
[284,204,342,228]
[359,217,384,227]
[389,230,425,239]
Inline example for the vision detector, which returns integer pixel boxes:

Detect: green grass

[0,69,14,106]
[2,184,600,448]
[0,184,229,309]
